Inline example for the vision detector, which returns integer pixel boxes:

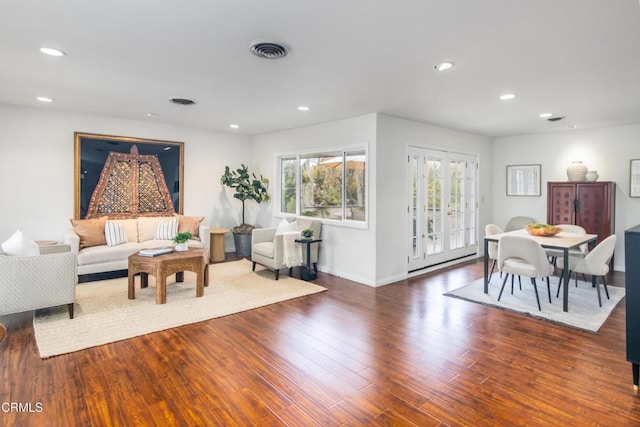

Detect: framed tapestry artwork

[631,159,640,198]
[506,164,541,196]
[74,132,184,219]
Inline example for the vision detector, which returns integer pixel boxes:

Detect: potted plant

[172,231,192,251]
[220,164,270,256]
[301,228,314,239]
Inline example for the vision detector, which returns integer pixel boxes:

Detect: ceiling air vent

[249,41,290,59]
[170,98,196,106]
[547,116,565,122]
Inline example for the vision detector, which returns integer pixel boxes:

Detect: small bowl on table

[525,223,562,237]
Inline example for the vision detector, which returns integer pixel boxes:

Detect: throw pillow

[177,215,205,241]
[70,217,108,249]
[104,220,128,247]
[1,229,40,256]
[137,216,172,242]
[275,218,297,235]
[156,217,178,240]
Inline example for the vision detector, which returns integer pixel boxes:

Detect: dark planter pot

[233,233,252,257]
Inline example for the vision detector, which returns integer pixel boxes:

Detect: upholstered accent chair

[0,244,77,319]
[252,217,322,279]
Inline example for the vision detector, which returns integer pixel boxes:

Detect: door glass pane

[425,157,443,255]
[410,156,419,258]
[449,160,465,250]
[467,160,478,246]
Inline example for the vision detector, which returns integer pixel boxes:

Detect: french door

[407,147,478,271]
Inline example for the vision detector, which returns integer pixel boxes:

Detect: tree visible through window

[280,150,366,222]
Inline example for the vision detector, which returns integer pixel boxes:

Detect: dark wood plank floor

[1,257,639,426]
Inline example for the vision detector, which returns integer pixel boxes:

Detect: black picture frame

[74,132,184,219]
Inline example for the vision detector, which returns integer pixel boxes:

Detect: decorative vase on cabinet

[586,170,599,181]
[566,161,588,181]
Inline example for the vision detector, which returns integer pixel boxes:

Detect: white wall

[0,104,252,252]
[251,114,378,285]
[376,115,494,284]
[494,123,640,271]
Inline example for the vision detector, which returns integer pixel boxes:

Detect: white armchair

[0,244,77,319]
[252,217,322,280]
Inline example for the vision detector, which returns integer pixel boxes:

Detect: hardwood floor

[1,257,639,426]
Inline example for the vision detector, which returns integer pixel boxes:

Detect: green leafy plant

[172,231,193,244]
[301,228,314,239]
[220,164,270,234]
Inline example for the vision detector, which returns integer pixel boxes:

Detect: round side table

[209,228,229,263]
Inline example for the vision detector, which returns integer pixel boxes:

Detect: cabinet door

[576,182,612,242]
[547,183,576,225]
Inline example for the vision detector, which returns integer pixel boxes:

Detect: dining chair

[547,224,588,268]
[497,235,555,311]
[485,223,503,282]
[557,235,616,307]
[504,216,536,232]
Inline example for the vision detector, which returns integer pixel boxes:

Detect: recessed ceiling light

[229,124,240,129]
[297,106,310,111]
[539,113,553,118]
[146,112,159,118]
[36,96,53,103]
[499,93,516,100]
[434,62,454,71]
[39,47,66,57]
[567,124,577,129]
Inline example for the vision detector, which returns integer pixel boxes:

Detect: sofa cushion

[70,217,108,249]
[1,229,40,257]
[137,216,173,242]
[177,215,204,241]
[254,241,274,259]
[76,242,142,266]
[156,217,178,240]
[105,220,128,247]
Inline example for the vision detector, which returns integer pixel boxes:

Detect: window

[279,149,366,222]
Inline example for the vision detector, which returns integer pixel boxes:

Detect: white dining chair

[485,223,503,282]
[557,235,616,307]
[498,235,555,311]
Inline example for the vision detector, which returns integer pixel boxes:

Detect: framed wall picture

[506,164,541,196]
[631,159,640,197]
[74,132,184,219]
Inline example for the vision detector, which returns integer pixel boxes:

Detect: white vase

[174,242,188,251]
[567,161,588,182]
[585,171,599,182]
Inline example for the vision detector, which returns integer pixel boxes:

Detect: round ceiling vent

[249,41,290,59]
[547,116,565,122]
[170,97,196,106]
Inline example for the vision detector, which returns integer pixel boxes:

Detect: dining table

[483,229,598,312]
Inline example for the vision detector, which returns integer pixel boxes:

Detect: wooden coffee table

[128,248,209,304]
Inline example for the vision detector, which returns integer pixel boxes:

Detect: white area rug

[444,274,625,333]
[34,259,326,358]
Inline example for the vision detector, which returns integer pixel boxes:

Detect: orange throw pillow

[177,215,204,241]
[70,217,108,249]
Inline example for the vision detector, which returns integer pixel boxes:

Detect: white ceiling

[1,0,639,138]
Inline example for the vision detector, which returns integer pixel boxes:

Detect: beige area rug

[444,274,625,333]
[34,259,326,358]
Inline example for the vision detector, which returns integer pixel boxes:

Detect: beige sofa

[0,244,77,318]
[64,216,209,276]
[252,217,322,279]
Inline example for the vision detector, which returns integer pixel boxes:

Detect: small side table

[295,238,322,281]
[209,228,229,263]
